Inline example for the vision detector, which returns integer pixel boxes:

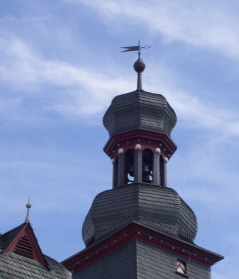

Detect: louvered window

[15,235,34,259]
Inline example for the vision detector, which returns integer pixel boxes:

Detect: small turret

[103,49,177,188]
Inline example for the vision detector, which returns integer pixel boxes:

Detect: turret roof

[103,90,177,138]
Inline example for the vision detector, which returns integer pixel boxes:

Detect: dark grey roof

[82,183,197,247]
[0,223,72,278]
[0,252,71,279]
[73,239,210,279]
[103,90,177,138]
[0,223,25,253]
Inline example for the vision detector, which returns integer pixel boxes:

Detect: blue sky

[1,1,239,278]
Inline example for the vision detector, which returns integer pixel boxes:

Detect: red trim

[62,222,223,273]
[104,129,177,160]
[4,223,47,268]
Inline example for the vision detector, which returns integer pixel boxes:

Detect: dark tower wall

[73,239,211,279]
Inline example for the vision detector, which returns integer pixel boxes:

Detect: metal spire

[121,41,152,90]
[25,197,32,224]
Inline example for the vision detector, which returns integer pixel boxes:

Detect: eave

[103,129,177,160]
[62,222,223,273]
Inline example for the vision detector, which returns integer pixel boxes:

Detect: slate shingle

[0,252,71,279]
[82,183,197,247]
[0,224,71,279]
[73,239,210,279]
[103,90,177,138]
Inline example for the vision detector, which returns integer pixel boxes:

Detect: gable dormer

[3,222,47,268]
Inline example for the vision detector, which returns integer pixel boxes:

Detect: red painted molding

[104,129,177,160]
[62,222,223,273]
[4,223,48,268]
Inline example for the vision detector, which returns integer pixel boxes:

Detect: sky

[0,0,239,278]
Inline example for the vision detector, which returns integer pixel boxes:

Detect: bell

[142,165,150,175]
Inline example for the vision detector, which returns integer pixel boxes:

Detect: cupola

[103,51,177,188]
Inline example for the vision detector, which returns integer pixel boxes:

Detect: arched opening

[125,149,134,184]
[142,149,153,183]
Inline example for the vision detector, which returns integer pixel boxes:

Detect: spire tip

[25,197,31,223]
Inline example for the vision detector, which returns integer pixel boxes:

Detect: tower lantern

[103,49,177,188]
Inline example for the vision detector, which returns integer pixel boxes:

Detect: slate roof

[103,90,177,138]
[0,223,25,253]
[0,252,71,279]
[73,239,210,279]
[82,183,197,247]
[0,224,72,279]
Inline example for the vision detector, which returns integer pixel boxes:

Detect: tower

[62,48,223,278]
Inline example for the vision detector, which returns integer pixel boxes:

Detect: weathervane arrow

[121,41,152,59]
[121,45,140,52]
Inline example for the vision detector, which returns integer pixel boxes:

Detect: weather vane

[121,41,152,90]
[121,40,152,59]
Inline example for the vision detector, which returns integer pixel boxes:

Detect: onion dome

[103,90,177,138]
[82,184,197,247]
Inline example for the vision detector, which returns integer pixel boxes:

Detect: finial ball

[26,203,31,209]
[133,58,145,74]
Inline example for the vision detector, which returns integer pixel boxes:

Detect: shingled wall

[73,239,210,279]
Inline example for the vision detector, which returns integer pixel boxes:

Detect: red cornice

[4,223,48,268]
[103,129,177,159]
[62,222,223,273]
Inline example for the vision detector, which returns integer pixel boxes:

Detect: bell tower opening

[126,149,134,184]
[142,149,153,183]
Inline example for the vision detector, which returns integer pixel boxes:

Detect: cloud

[143,65,239,139]
[0,34,133,119]
[1,33,239,138]
[1,2,239,138]
[68,0,239,59]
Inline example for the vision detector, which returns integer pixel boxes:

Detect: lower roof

[82,183,197,246]
[0,252,71,279]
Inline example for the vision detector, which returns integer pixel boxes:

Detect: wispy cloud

[1,32,239,138]
[0,35,133,119]
[68,0,239,59]
[1,2,239,137]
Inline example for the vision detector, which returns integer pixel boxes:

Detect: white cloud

[1,2,239,138]
[0,35,133,118]
[68,0,239,59]
[1,34,239,138]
